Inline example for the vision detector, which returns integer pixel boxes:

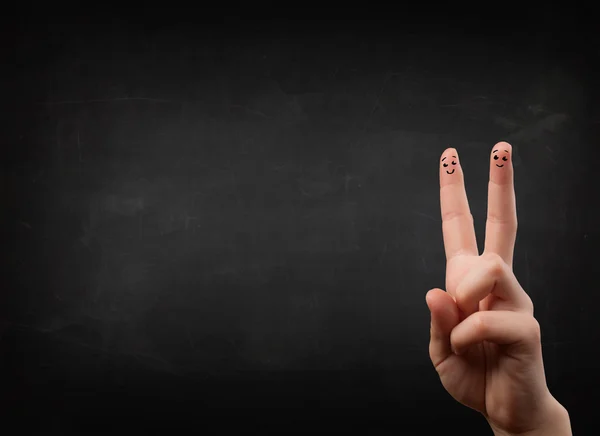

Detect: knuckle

[528,317,542,342]
[454,283,465,303]
[485,253,505,277]
[474,312,488,336]
[486,213,511,225]
[485,210,517,228]
[455,285,473,311]
[442,211,473,223]
[525,295,535,314]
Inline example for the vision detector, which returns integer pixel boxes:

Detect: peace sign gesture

[426,142,571,435]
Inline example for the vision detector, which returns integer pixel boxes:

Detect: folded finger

[455,253,533,316]
[450,310,542,358]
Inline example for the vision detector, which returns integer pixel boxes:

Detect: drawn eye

[443,163,448,167]
[493,155,499,160]
[502,156,508,161]
[451,161,456,165]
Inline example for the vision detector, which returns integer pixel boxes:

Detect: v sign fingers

[440,148,478,260]
[485,142,517,268]
[455,253,534,317]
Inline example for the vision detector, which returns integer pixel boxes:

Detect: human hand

[426,142,571,435]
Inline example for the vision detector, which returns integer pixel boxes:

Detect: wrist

[489,395,571,436]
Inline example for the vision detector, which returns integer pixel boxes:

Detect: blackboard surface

[2,8,598,434]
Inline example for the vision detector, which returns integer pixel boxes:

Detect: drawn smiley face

[493,149,509,167]
[442,155,457,174]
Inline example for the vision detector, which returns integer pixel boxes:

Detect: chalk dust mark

[412,210,437,221]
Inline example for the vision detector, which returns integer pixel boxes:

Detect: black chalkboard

[2,10,598,434]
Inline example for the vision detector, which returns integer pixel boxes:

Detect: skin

[428,142,571,435]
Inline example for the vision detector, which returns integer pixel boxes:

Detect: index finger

[439,148,478,260]
[484,142,517,267]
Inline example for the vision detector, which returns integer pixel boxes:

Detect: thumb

[426,288,460,367]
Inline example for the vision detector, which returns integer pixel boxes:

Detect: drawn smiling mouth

[496,164,504,167]
[446,169,455,174]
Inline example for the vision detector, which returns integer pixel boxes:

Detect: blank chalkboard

[2,11,599,434]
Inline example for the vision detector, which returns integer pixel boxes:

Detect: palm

[439,255,509,415]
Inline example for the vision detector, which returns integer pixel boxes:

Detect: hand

[426,142,571,435]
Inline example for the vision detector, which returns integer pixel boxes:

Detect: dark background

[2,7,598,434]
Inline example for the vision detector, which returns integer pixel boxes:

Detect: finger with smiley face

[439,147,462,183]
[490,141,513,185]
[485,141,517,266]
[439,148,478,259]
